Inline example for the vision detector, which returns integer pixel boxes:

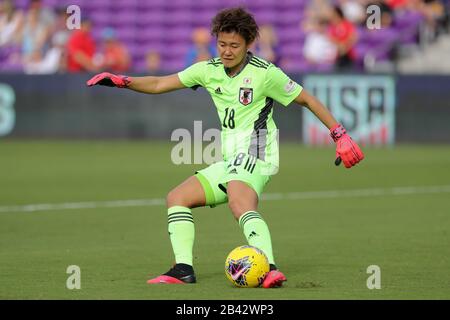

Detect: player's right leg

[222,155,286,288]
[147,176,206,285]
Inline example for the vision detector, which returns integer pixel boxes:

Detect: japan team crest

[239,87,253,106]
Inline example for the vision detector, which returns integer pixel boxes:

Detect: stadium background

[1,0,450,300]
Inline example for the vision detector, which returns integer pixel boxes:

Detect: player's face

[217,32,250,71]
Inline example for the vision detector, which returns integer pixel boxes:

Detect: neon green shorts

[195,153,272,207]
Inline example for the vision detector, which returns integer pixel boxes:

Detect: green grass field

[1,140,449,299]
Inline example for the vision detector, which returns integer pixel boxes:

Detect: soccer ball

[225,245,270,288]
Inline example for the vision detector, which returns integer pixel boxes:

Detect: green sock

[167,206,195,266]
[238,211,275,265]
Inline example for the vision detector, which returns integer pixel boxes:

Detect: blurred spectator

[23,32,66,74]
[385,0,409,10]
[303,0,333,32]
[97,27,131,73]
[185,27,217,66]
[145,50,162,74]
[303,18,338,65]
[21,5,71,74]
[339,0,366,25]
[380,1,395,28]
[66,17,99,73]
[417,0,446,39]
[20,0,55,64]
[252,24,280,64]
[50,6,70,47]
[327,5,358,69]
[0,0,24,46]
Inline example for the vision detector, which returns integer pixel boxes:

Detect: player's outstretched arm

[86,72,186,94]
[295,89,364,168]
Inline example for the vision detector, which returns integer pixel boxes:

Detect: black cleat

[147,263,196,284]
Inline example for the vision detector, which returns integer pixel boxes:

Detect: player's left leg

[147,175,206,285]
[226,180,286,288]
[148,162,229,285]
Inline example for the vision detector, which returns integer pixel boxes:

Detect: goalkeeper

[87,7,364,288]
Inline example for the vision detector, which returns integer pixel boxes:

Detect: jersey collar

[224,51,253,78]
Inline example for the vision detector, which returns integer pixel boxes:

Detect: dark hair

[211,7,259,45]
[333,5,345,19]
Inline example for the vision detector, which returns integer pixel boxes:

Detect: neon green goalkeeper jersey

[178,52,303,173]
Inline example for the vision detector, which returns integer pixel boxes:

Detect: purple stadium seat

[394,10,424,28]
[279,43,302,60]
[393,10,424,45]
[353,42,372,65]
[248,0,277,9]
[358,28,399,46]
[67,0,92,7]
[42,0,60,7]
[312,63,334,73]
[164,27,193,44]
[109,11,139,27]
[354,28,397,66]
[137,0,167,10]
[114,27,138,42]
[162,10,194,26]
[191,10,217,27]
[82,0,111,11]
[141,43,166,55]
[0,61,23,73]
[89,11,114,26]
[0,45,23,72]
[135,28,166,43]
[13,0,28,9]
[277,27,305,44]
[191,0,221,10]
[162,43,190,59]
[136,10,167,27]
[275,0,307,11]
[252,10,278,25]
[276,10,303,27]
[164,0,193,10]
[162,58,186,72]
[132,59,149,73]
[128,43,165,64]
[279,58,308,73]
[0,45,21,70]
[110,0,139,11]
[127,43,143,57]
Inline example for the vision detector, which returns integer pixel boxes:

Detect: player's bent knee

[228,198,255,220]
[166,189,188,208]
[166,188,204,209]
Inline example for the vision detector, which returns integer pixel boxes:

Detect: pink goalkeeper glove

[86,72,131,88]
[330,124,364,168]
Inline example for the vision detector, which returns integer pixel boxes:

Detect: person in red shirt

[385,0,409,10]
[98,27,131,73]
[66,18,98,72]
[327,5,358,69]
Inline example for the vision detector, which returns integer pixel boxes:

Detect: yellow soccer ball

[225,245,270,288]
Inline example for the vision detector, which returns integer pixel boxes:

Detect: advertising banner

[302,75,396,145]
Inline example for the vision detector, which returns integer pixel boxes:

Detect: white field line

[1,185,450,214]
